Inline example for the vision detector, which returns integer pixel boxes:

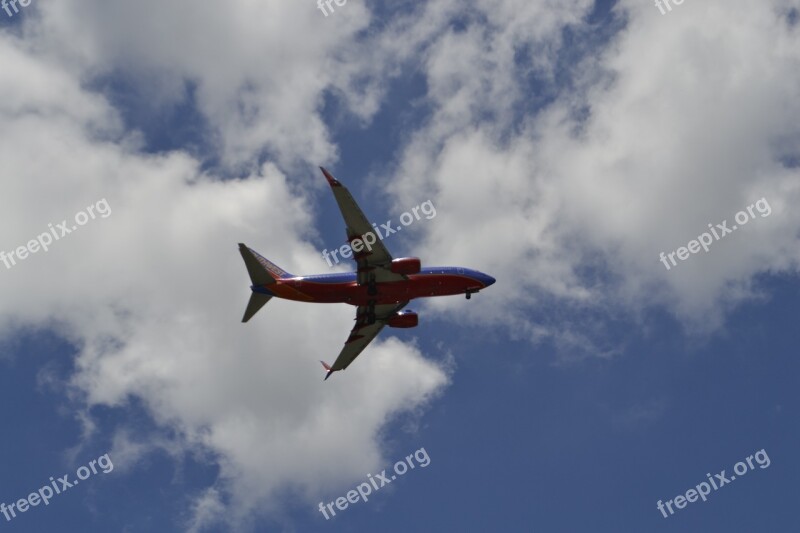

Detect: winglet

[319,167,341,187]
[320,360,336,381]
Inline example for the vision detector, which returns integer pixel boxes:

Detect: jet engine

[387,310,418,328]
[390,257,421,275]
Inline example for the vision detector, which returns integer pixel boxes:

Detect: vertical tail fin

[238,243,292,284]
[238,243,292,322]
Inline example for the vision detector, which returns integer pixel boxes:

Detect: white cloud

[386,0,800,342]
[26,0,377,170]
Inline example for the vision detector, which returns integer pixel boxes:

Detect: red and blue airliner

[239,167,496,380]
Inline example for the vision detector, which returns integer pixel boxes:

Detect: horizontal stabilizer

[242,292,272,323]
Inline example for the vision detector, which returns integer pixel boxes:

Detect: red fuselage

[255,267,496,306]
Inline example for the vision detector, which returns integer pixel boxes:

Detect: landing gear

[465,289,479,300]
[367,274,377,296]
[366,300,376,324]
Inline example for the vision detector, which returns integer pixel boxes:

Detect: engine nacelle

[390,257,421,275]
[387,310,418,328]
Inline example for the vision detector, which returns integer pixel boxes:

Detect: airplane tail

[242,293,272,323]
[238,243,293,322]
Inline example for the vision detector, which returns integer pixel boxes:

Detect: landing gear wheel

[367,274,377,296]
[367,312,376,324]
[466,292,471,300]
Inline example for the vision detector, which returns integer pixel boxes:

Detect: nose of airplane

[479,272,496,287]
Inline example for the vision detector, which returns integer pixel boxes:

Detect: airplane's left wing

[321,302,408,380]
[320,167,404,284]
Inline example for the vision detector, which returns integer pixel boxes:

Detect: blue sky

[1,0,799,532]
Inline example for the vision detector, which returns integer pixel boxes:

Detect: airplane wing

[320,167,405,284]
[322,302,408,379]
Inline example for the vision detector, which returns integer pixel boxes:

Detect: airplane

[238,167,496,380]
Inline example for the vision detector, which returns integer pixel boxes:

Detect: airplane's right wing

[321,301,408,380]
